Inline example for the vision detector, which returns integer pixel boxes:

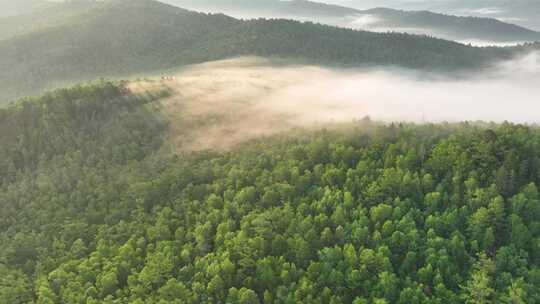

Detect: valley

[2,1,540,303]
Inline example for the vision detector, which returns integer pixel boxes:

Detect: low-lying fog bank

[339,14,531,47]
[132,53,540,150]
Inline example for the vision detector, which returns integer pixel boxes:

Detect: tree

[461,254,495,304]
[501,278,528,304]
[158,279,189,302]
[0,265,33,304]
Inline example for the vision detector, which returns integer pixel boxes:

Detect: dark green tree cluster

[0,81,170,303]
[2,82,540,303]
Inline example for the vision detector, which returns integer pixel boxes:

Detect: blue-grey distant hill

[332,0,540,32]
[163,0,540,43]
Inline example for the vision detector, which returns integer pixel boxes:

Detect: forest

[1,0,538,103]
[2,81,540,303]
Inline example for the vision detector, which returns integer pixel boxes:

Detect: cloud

[349,14,382,27]
[470,7,506,15]
[456,39,529,47]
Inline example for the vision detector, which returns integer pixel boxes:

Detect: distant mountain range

[361,7,540,44]
[0,0,536,103]
[164,0,540,44]
[329,0,540,32]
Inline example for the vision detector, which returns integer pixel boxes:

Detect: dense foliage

[0,82,170,302]
[1,0,536,102]
[2,82,540,303]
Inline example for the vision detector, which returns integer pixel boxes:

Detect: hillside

[2,1,540,303]
[165,0,540,43]
[0,0,241,102]
[0,0,533,103]
[0,1,98,41]
[2,81,540,302]
[375,0,540,32]
[362,8,540,43]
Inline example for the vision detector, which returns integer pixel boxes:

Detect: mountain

[0,0,241,102]
[411,0,540,31]
[1,0,533,103]
[362,8,540,43]
[165,0,540,44]
[0,1,98,41]
[2,80,540,302]
[330,0,540,32]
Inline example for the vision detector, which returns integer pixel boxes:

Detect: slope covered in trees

[0,81,170,302]
[362,8,540,43]
[166,0,540,42]
[1,0,537,103]
[2,82,540,302]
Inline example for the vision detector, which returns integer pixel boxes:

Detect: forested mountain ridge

[165,0,540,43]
[2,81,540,302]
[361,0,540,32]
[0,0,241,103]
[0,81,172,302]
[362,7,540,43]
[1,0,537,104]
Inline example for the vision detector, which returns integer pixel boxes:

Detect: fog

[343,14,532,47]
[256,54,540,124]
[131,53,540,150]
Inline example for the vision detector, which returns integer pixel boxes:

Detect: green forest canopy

[2,82,540,303]
[0,0,538,103]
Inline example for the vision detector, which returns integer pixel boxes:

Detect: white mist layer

[259,53,540,124]
[135,53,540,150]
